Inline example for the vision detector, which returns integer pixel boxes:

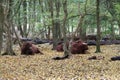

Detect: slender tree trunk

[62,0,71,57]
[18,12,23,37]
[28,1,35,38]
[77,15,85,38]
[41,1,47,39]
[47,26,51,39]
[82,25,87,41]
[55,0,61,40]
[77,2,83,38]
[118,22,120,35]
[75,0,87,40]
[111,22,115,40]
[95,0,101,53]
[23,0,27,37]
[15,0,23,37]
[30,0,36,38]
[48,0,57,49]
[71,19,74,32]
[11,23,22,47]
[50,0,61,49]
[53,0,70,60]
[0,1,4,54]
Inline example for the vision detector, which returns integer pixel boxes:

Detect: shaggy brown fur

[21,42,43,55]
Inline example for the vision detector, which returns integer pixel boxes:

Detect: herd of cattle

[18,35,120,61]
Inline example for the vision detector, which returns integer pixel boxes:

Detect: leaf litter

[0,44,120,80]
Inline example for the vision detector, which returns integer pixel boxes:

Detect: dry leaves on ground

[0,44,120,80]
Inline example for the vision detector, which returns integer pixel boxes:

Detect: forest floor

[0,44,120,80]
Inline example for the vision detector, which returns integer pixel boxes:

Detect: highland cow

[71,40,88,54]
[56,40,88,54]
[21,42,43,55]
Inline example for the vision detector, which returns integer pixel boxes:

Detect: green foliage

[69,0,86,3]
[114,3,120,21]
[9,0,120,37]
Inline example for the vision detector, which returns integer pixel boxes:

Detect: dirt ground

[0,44,120,80]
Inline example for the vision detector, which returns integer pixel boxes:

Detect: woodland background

[0,0,120,79]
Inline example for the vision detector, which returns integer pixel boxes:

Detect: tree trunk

[62,0,71,57]
[12,23,22,47]
[18,12,24,37]
[3,22,15,55]
[75,0,88,40]
[95,0,101,53]
[29,0,36,38]
[50,0,62,49]
[82,25,87,41]
[0,1,4,54]
[48,0,57,49]
[118,22,120,35]
[53,0,70,60]
[77,15,85,39]
[55,0,62,40]
[111,22,115,40]
[23,0,27,37]
[46,26,51,39]
[71,19,74,32]
[3,0,15,55]
[77,2,83,38]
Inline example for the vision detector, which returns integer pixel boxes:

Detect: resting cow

[56,40,88,54]
[21,42,43,55]
[71,40,88,54]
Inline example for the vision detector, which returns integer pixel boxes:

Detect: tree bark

[23,0,27,37]
[3,22,15,55]
[53,0,70,60]
[48,26,51,39]
[111,22,115,40]
[48,0,57,49]
[0,1,4,54]
[18,12,24,37]
[55,0,62,40]
[62,0,71,57]
[3,0,15,55]
[95,0,101,53]
[118,22,120,35]
[75,0,88,40]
